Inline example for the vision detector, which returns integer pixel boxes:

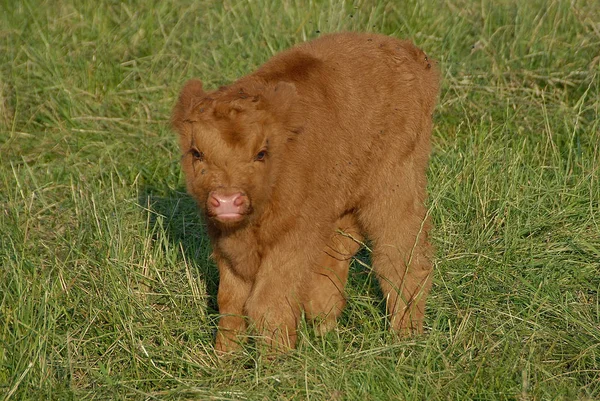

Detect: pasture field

[1,0,598,399]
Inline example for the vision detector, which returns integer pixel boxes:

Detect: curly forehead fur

[172,78,299,147]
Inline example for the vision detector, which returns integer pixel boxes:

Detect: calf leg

[303,213,363,335]
[359,195,433,335]
[214,257,252,353]
[243,277,299,350]
[242,233,318,350]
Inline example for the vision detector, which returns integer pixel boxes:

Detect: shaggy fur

[171,32,440,352]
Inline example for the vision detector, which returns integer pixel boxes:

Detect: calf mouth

[206,210,253,230]
[213,212,245,224]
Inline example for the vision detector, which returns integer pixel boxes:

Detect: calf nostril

[233,195,245,206]
[209,196,220,207]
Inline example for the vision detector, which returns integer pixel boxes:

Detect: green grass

[1,0,598,399]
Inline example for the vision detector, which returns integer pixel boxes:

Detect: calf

[171,32,439,352]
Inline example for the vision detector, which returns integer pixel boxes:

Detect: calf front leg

[244,278,299,351]
[243,232,322,351]
[214,257,252,353]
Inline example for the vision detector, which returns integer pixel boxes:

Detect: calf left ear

[262,81,302,133]
[264,81,297,117]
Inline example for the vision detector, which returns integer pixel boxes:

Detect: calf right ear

[171,79,205,131]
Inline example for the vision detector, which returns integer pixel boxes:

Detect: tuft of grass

[1,0,598,399]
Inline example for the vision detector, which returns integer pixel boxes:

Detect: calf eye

[255,150,267,161]
[190,149,204,162]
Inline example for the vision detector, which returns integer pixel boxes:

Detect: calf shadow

[139,185,219,313]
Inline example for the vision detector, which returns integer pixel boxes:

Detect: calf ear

[263,81,302,133]
[171,79,205,131]
[265,81,297,117]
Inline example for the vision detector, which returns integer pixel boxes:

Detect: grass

[1,0,598,399]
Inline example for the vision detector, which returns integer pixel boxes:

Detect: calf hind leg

[359,200,433,335]
[303,214,363,335]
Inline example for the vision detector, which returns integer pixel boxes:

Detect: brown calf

[171,32,439,352]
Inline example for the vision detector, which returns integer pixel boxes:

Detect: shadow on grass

[139,185,219,313]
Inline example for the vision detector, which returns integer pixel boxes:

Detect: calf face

[172,80,298,229]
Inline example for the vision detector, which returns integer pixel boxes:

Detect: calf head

[171,79,298,229]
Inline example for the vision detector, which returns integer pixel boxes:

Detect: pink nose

[209,193,244,207]
[208,191,246,219]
